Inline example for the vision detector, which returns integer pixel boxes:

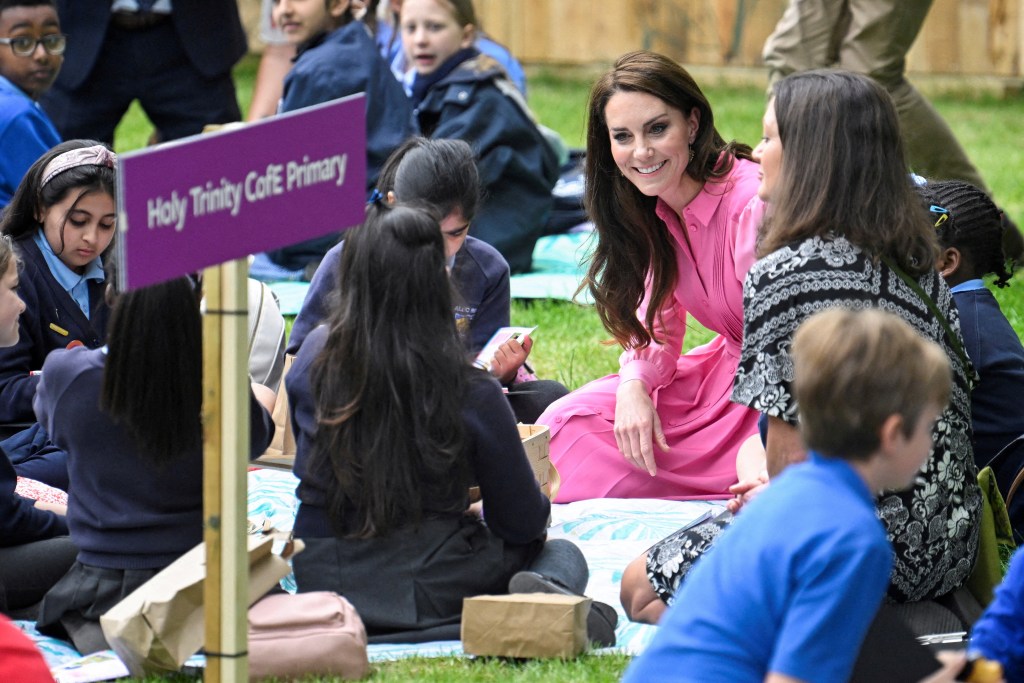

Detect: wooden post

[202,259,250,682]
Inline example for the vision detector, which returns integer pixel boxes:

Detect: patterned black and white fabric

[732,235,981,603]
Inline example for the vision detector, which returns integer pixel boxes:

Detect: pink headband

[41,145,117,187]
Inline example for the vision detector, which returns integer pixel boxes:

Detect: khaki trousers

[763,0,987,190]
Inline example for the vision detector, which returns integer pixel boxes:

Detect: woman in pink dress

[537,51,765,502]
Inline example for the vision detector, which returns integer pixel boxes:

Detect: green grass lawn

[114,55,1024,681]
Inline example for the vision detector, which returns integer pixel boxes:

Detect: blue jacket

[414,53,558,274]
[0,76,61,210]
[271,21,414,270]
[953,286,1024,466]
[280,21,414,194]
[288,235,510,355]
[0,237,109,423]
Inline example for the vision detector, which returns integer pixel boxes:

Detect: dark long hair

[377,136,480,222]
[310,204,471,538]
[1,139,116,255]
[583,50,754,349]
[758,70,938,274]
[100,276,203,466]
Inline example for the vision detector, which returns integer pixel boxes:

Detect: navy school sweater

[287,325,548,545]
[33,347,274,569]
[287,235,510,355]
[0,236,109,423]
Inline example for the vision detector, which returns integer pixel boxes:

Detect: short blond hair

[792,308,952,460]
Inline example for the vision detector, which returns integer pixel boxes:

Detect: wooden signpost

[115,96,367,681]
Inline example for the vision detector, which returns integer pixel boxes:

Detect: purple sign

[115,95,367,289]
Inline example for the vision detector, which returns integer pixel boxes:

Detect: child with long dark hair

[290,136,568,423]
[34,275,275,654]
[287,203,612,643]
[0,140,115,424]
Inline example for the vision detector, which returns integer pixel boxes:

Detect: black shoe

[508,570,618,648]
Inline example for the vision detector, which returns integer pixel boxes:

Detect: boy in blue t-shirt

[0,0,62,209]
[623,308,953,683]
[266,0,413,273]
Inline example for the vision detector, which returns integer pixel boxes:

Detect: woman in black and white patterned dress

[731,70,980,604]
[627,70,981,622]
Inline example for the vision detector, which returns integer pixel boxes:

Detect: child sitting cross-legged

[623,307,956,683]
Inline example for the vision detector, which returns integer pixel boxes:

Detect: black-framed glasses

[0,34,67,57]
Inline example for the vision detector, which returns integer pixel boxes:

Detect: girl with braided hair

[918,179,1024,467]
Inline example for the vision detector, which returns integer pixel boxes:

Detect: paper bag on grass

[100,532,301,677]
[461,594,589,659]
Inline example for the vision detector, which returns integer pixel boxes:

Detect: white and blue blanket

[25,468,718,670]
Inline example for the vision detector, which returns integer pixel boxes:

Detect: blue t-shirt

[623,453,893,683]
[971,548,1024,679]
[0,75,61,210]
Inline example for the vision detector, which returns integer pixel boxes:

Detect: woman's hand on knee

[614,380,669,476]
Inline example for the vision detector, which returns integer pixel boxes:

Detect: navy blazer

[0,237,109,423]
[52,0,247,90]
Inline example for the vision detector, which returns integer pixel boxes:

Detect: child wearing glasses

[0,0,64,210]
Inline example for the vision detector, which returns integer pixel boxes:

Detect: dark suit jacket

[53,0,247,90]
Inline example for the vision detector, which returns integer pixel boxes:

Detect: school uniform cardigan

[289,325,549,544]
[34,347,275,569]
[0,236,109,423]
[287,235,510,355]
[953,284,1024,466]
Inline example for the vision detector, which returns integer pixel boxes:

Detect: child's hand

[726,473,769,514]
[489,334,532,385]
[34,500,67,516]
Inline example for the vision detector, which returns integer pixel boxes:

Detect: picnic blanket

[25,468,719,672]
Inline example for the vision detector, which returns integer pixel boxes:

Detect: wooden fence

[238,0,1024,78]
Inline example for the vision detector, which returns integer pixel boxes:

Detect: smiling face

[0,258,25,347]
[604,90,700,206]
[753,98,782,202]
[0,5,62,100]
[38,190,116,273]
[400,0,473,77]
[271,0,349,45]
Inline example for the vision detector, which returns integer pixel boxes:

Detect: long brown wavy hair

[757,70,938,274]
[583,50,754,349]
